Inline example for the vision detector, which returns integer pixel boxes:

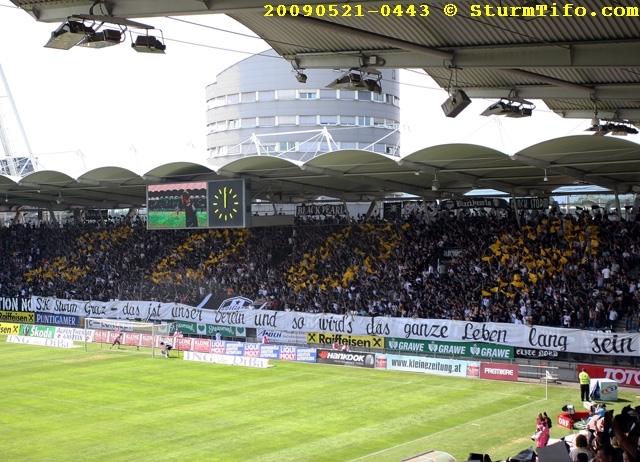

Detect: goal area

[85,319,175,358]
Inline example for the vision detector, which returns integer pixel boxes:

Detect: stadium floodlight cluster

[84,319,175,358]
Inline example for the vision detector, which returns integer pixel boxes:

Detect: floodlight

[441,89,472,118]
[295,71,308,83]
[364,77,382,94]
[56,192,64,204]
[327,68,382,94]
[45,21,95,50]
[585,121,638,136]
[78,29,123,48]
[432,173,440,191]
[611,125,638,136]
[481,98,534,118]
[132,35,166,53]
[327,71,367,90]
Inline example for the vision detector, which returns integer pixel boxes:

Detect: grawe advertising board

[385,337,513,359]
[381,354,475,377]
[579,364,640,388]
[316,349,375,368]
[480,362,518,382]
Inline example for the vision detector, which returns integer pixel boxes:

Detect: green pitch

[147,210,208,229]
[0,339,630,462]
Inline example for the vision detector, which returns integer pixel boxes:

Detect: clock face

[212,186,239,221]
[207,179,248,228]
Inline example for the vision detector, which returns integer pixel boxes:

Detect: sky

[0,1,605,179]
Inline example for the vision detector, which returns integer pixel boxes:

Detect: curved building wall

[205,49,401,161]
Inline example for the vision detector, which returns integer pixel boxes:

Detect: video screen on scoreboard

[147,182,208,229]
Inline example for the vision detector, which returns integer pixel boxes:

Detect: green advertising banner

[174,321,245,338]
[22,325,56,339]
[385,337,513,360]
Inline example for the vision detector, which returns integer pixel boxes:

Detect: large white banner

[31,296,638,357]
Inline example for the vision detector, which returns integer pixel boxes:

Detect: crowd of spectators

[1,206,639,330]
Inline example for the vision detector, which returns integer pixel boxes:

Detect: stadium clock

[207,179,249,228]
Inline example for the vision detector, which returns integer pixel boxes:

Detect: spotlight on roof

[585,121,638,136]
[326,68,382,94]
[432,173,440,191]
[44,21,95,50]
[56,192,64,204]
[481,98,534,118]
[78,29,123,48]
[441,89,472,118]
[295,70,308,84]
[131,34,166,53]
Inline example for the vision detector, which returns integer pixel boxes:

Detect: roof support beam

[291,42,640,70]
[397,159,516,194]
[300,163,429,197]
[464,84,640,102]
[511,153,620,192]
[497,69,594,95]
[554,109,640,120]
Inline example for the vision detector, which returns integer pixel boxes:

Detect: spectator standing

[580,368,591,402]
[608,306,619,331]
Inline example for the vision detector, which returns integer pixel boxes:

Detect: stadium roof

[5,1,640,211]
[9,0,640,124]
[1,136,639,211]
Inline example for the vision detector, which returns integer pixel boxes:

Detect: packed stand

[1,208,639,330]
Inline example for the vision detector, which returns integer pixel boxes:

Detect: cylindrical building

[205,49,401,162]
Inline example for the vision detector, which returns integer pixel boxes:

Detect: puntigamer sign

[385,338,513,360]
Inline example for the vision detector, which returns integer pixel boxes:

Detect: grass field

[147,210,208,229]
[1,338,635,462]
